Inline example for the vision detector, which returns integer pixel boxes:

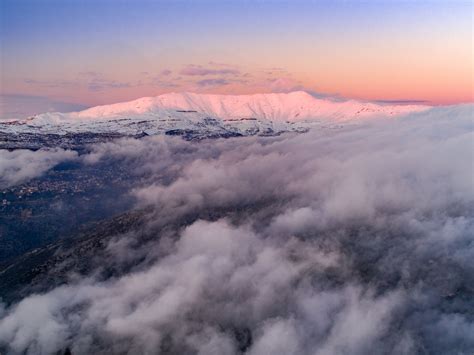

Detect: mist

[0,105,473,354]
[0,148,78,188]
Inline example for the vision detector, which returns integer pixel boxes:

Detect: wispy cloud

[207,61,239,68]
[266,77,304,93]
[160,69,172,76]
[24,73,133,93]
[23,79,79,89]
[374,99,430,105]
[79,72,132,92]
[196,78,230,87]
[180,64,240,76]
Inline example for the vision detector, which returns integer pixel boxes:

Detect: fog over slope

[0,105,473,354]
[0,149,78,188]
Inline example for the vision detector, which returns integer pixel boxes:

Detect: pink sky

[1,1,472,108]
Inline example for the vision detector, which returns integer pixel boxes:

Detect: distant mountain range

[0,91,429,149]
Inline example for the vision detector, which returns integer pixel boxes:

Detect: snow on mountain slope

[69,91,428,122]
[0,92,430,145]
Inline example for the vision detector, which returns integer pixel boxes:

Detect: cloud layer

[0,105,473,354]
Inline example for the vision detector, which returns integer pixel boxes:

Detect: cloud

[79,72,132,92]
[180,65,240,76]
[23,72,133,93]
[160,69,172,76]
[23,79,79,89]
[150,76,180,88]
[0,105,473,354]
[87,81,131,92]
[262,67,288,76]
[266,77,304,92]
[208,61,238,68]
[0,149,78,188]
[374,99,430,105]
[196,78,230,87]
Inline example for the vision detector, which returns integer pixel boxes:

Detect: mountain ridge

[50,91,430,122]
[0,91,431,148]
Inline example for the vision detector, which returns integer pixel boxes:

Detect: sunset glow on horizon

[1,0,473,110]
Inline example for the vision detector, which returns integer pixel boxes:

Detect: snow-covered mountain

[0,91,429,148]
[68,91,427,121]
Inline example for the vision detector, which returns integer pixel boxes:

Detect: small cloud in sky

[262,67,288,76]
[24,78,79,89]
[78,72,133,92]
[267,77,304,92]
[24,73,133,93]
[208,61,238,68]
[180,64,240,76]
[151,78,179,88]
[87,81,131,92]
[160,69,172,76]
[196,78,230,87]
[374,99,430,105]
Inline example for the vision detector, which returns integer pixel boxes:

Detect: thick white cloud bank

[0,105,473,354]
[0,148,78,188]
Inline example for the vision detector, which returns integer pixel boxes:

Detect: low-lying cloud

[0,105,473,354]
[0,148,77,188]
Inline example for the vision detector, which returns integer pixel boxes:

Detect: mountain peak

[0,90,432,147]
[71,90,428,122]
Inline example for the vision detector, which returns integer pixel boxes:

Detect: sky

[0,0,473,115]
